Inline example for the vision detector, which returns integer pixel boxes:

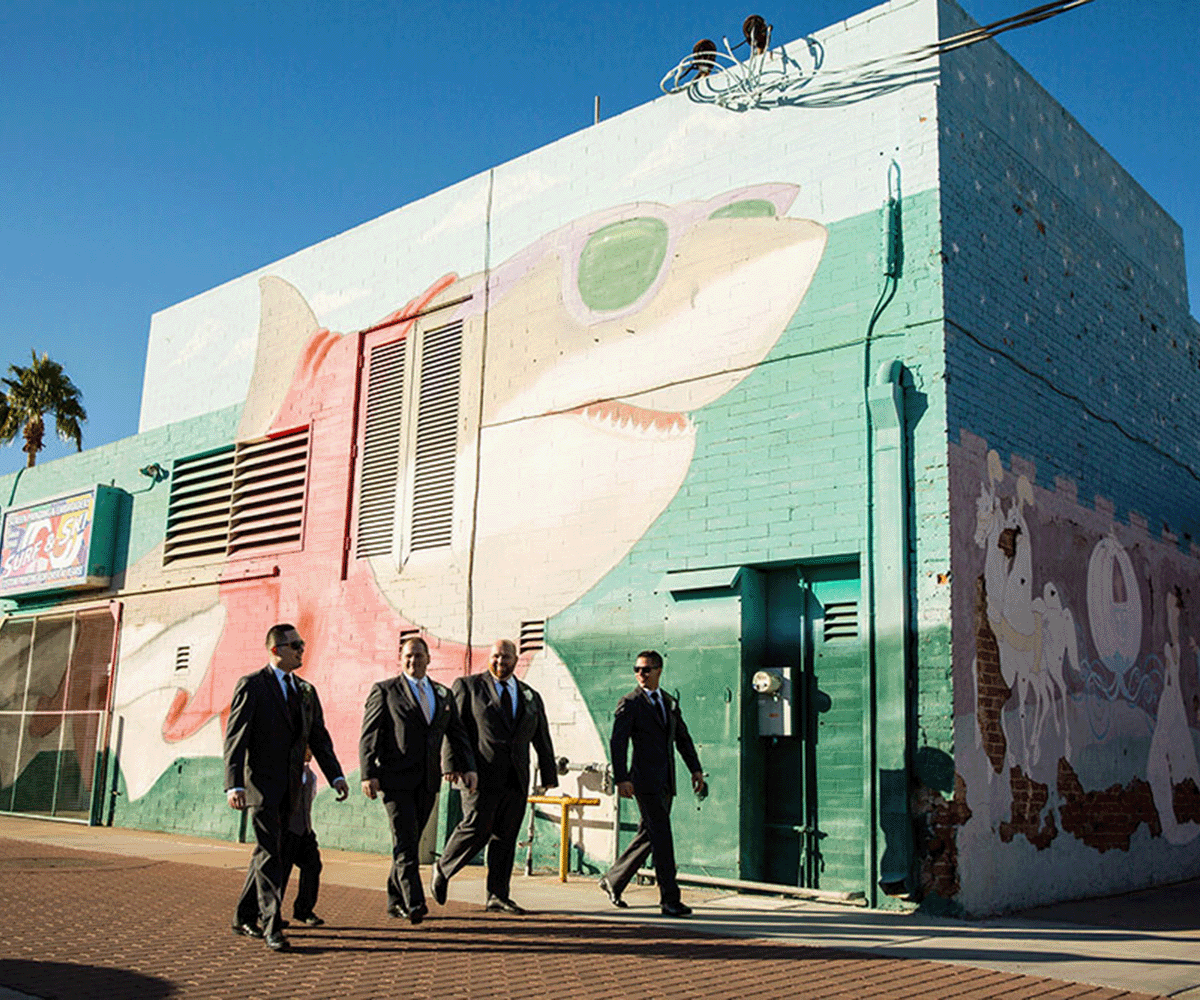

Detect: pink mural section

[159,277,491,761]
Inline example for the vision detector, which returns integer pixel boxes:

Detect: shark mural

[110,184,828,800]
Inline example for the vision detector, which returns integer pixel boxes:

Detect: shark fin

[237,276,322,440]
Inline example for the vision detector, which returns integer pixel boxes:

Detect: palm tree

[0,351,87,467]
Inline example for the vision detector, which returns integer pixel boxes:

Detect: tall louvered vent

[356,338,407,558]
[163,447,235,564]
[409,321,461,551]
[163,427,309,565]
[822,601,860,642]
[228,427,309,555]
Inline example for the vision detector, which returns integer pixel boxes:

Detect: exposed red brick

[1172,777,1200,825]
[975,575,1011,774]
[1057,758,1162,851]
[999,765,1058,849]
[912,772,972,900]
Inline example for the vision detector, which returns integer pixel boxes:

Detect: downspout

[867,359,912,896]
[863,160,912,904]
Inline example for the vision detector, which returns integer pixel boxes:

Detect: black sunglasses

[634,665,658,674]
[276,640,305,651]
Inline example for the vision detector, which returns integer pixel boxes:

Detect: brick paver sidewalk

[0,838,1167,1000]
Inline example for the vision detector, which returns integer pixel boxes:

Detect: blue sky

[0,0,1196,477]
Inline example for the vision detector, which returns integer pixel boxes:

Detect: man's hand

[617,781,635,799]
[444,771,477,792]
[362,778,381,800]
[332,777,349,801]
[691,771,706,795]
[227,789,246,810]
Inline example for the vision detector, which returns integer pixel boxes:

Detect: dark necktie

[500,681,513,721]
[286,675,301,728]
[652,691,666,726]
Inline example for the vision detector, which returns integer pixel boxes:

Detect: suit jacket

[359,675,474,795]
[444,672,558,792]
[223,666,343,808]
[610,687,702,797]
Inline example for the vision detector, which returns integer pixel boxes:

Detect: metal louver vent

[174,646,191,671]
[823,601,859,642]
[357,339,406,558]
[163,447,235,564]
[519,620,546,654]
[410,321,461,552]
[163,427,310,565]
[228,427,309,555]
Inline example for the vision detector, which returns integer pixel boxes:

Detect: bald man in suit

[431,639,558,914]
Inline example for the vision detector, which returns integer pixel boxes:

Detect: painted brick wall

[0,405,240,612]
[5,0,978,905]
[938,0,1198,539]
[937,0,1200,914]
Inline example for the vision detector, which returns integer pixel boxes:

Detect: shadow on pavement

[1014,877,1200,933]
[0,959,176,999]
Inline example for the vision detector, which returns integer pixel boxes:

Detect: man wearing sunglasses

[598,650,704,917]
[224,623,349,951]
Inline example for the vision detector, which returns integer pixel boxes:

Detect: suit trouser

[383,785,435,912]
[603,788,680,905]
[281,829,322,919]
[437,778,528,900]
[235,800,288,936]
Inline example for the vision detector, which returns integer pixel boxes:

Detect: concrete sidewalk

[0,815,1195,999]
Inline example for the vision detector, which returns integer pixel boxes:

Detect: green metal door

[661,572,745,879]
[805,565,868,893]
[759,567,807,886]
[660,563,867,893]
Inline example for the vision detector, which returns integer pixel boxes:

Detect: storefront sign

[0,486,122,596]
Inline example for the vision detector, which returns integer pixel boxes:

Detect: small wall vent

[823,601,859,642]
[519,620,546,655]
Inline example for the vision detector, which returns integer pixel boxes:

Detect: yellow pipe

[527,795,601,882]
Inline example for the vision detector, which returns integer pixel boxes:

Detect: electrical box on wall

[753,666,794,736]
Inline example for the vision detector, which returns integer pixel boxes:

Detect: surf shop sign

[0,486,122,597]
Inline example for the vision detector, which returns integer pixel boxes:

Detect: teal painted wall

[550,188,949,894]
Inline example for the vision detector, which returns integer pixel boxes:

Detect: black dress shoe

[431,865,448,906]
[265,933,291,951]
[278,919,290,929]
[485,896,527,915]
[387,903,406,919]
[231,922,264,938]
[293,913,325,927]
[660,901,693,917]
[407,904,428,925]
[598,877,628,909]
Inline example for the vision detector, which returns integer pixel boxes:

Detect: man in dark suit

[225,623,349,951]
[431,639,558,914]
[598,650,704,917]
[359,636,475,924]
